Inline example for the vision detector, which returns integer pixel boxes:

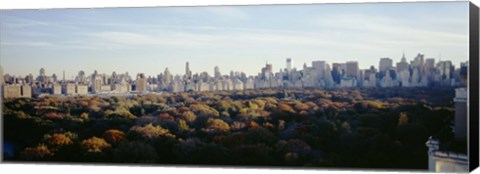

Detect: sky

[0,1,470,79]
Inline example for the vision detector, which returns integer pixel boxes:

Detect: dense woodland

[3,87,456,169]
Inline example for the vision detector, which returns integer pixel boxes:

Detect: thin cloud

[77,29,336,51]
[310,13,468,50]
[1,41,53,47]
[1,16,49,29]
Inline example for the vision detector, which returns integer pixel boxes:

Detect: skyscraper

[312,60,326,81]
[425,58,435,69]
[92,73,103,93]
[164,68,173,84]
[437,60,452,80]
[345,61,359,79]
[185,62,192,79]
[261,63,273,80]
[412,53,425,68]
[396,53,409,73]
[214,66,221,78]
[39,68,46,76]
[424,58,435,76]
[286,58,293,72]
[379,58,393,72]
[136,73,147,92]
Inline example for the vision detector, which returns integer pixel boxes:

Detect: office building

[345,61,359,79]
[397,53,409,73]
[286,58,293,72]
[312,60,326,82]
[92,74,103,93]
[214,66,221,79]
[76,84,88,95]
[136,73,148,92]
[411,53,425,68]
[62,83,76,95]
[379,58,393,72]
[52,83,62,95]
[185,62,192,79]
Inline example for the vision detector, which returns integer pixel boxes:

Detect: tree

[80,136,111,153]
[278,103,295,113]
[293,101,309,111]
[80,112,89,121]
[190,104,220,117]
[206,118,230,132]
[103,129,126,143]
[182,111,197,123]
[178,119,191,132]
[129,123,175,139]
[46,133,74,147]
[20,144,53,160]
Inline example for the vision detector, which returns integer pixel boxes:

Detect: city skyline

[0,2,469,77]
[0,55,467,80]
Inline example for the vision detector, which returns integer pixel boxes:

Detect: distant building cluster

[0,53,468,98]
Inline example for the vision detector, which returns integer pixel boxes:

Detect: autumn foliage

[3,87,458,169]
[81,137,111,153]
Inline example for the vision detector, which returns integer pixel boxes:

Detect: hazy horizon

[0,1,469,78]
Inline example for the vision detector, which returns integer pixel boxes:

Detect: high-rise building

[379,58,393,72]
[261,63,273,80]
[75,84,88,95]
[437,61,452,80]
[163,68,173,84]
[136,73,147,92]
[3,85,19,98]
[25,74,34,85]
[424,58,436,76]
[36,68,48,84]
[52,83,62,95]
[265,63,272,72]
[39,68,46,76]
[358,70,365,87]
[75,70,87,84]
[425,58,435,70]
[345,61,359,79]
[51,74,57,82]
[62,83,76,95]
[286,58,293,72]
[396,53,409,73]
[411,53,425,68]
[323,64,333,87]
[92,74,103,93]
[185,62,192,79]
[214,66,221,78]
[332,63,346,76]
[312,60,326,81]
